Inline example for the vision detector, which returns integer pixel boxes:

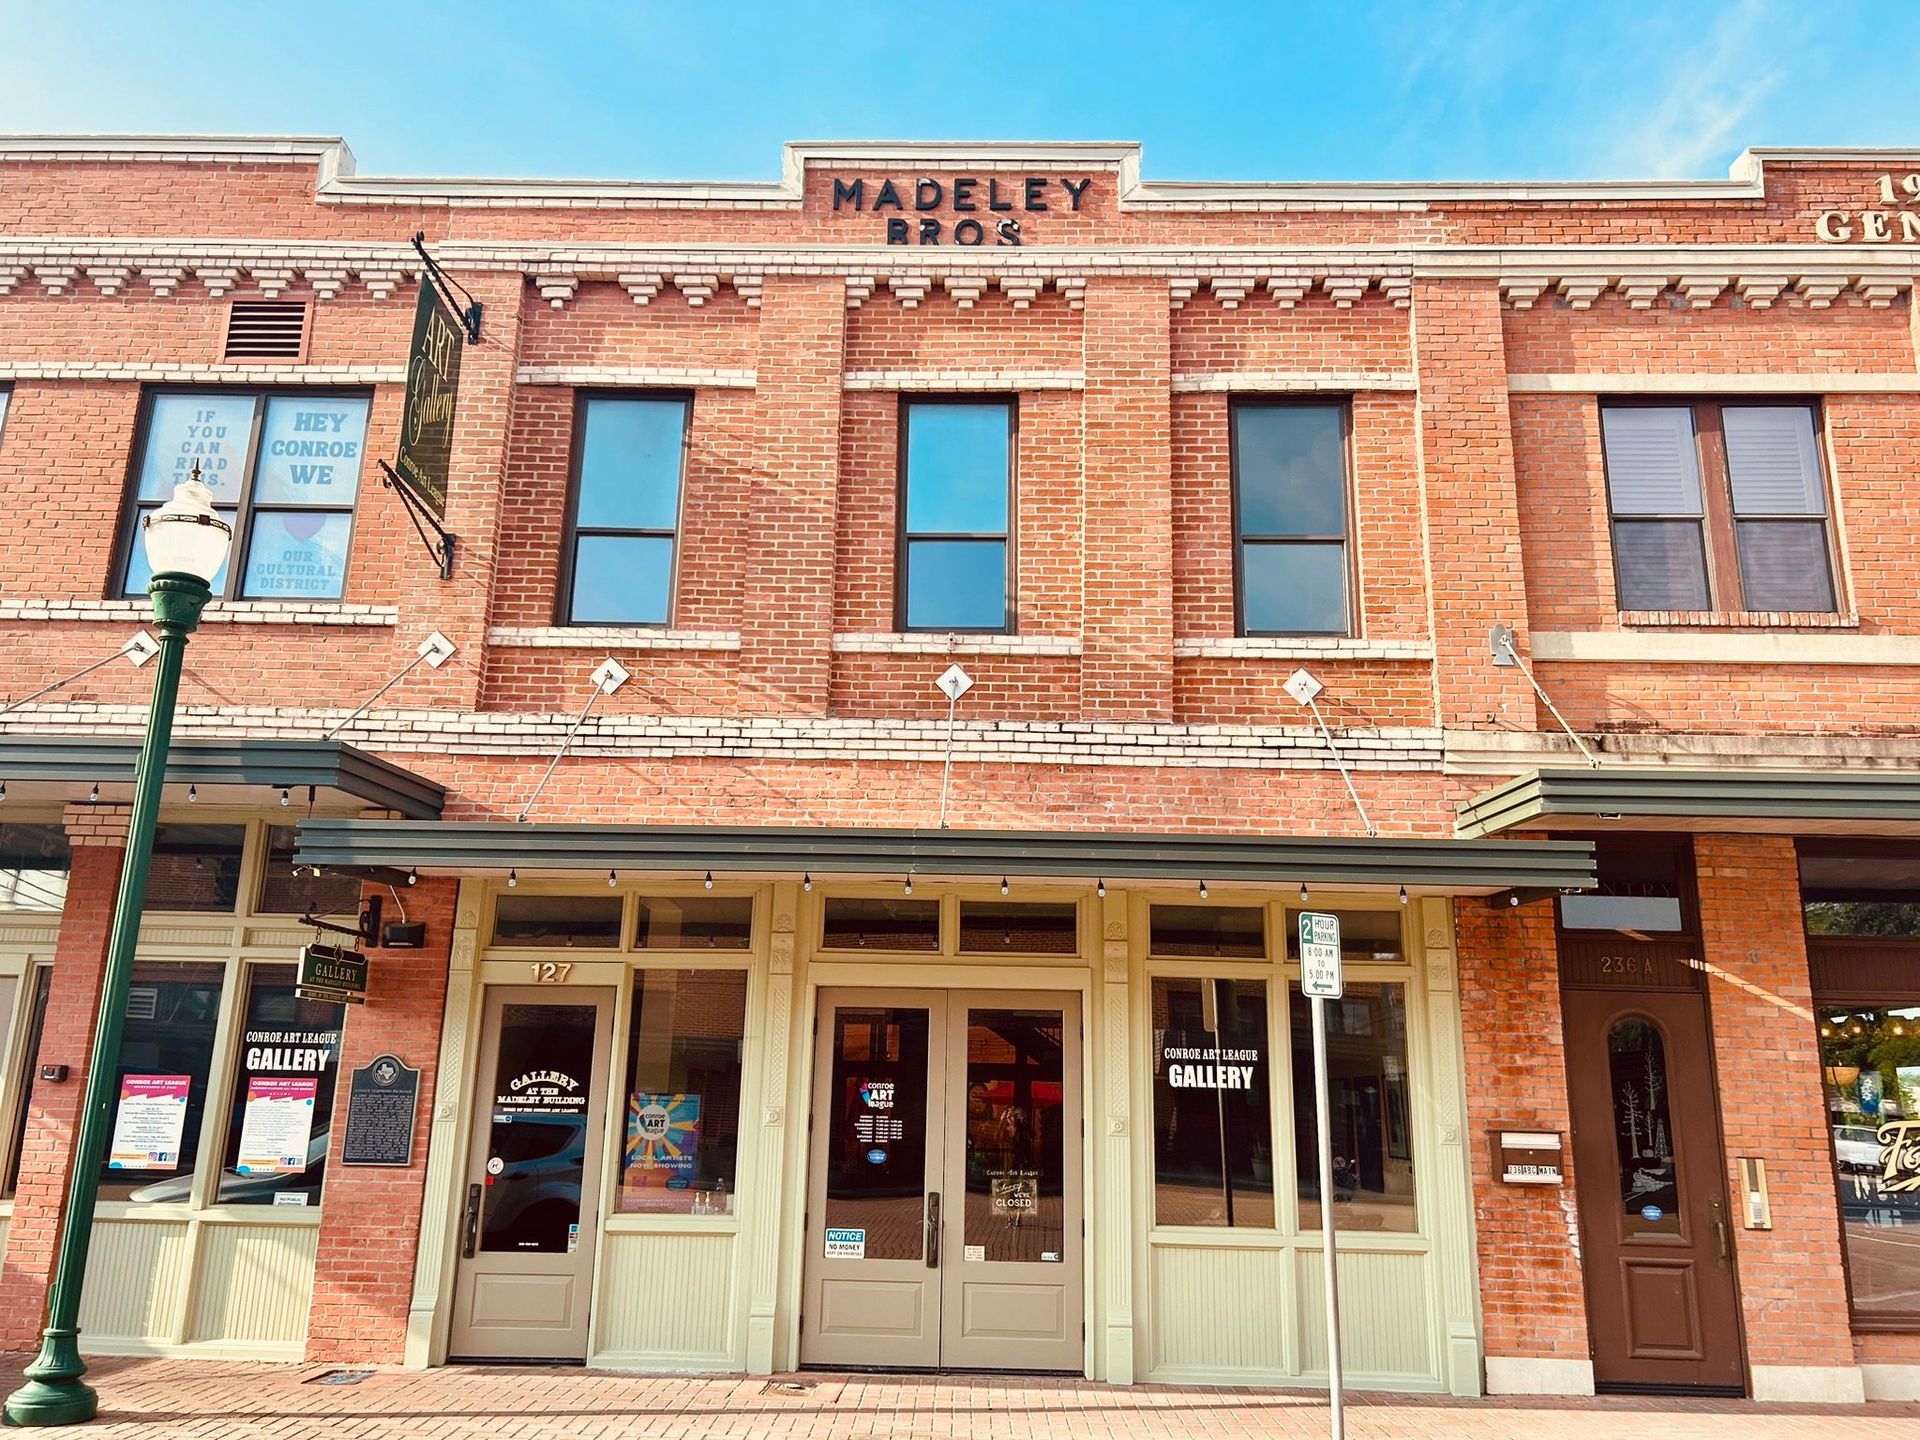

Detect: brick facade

[0,135,1916,1399]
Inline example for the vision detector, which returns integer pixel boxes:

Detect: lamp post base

[4,1330,97,1426]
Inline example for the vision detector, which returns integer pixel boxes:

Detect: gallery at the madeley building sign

[0,132,1916,1406]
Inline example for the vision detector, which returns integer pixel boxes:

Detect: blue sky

[1,0,1915,183]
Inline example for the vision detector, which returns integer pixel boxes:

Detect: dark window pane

[258,826,361,915]
[962,1006,1067,1261]
[1242,541,1347,634]
[0,824,70,913]
[479,1002,598,1252]
[905,539,1006,630]
[1293,981,1416,1232]
[569,534,674,624]
[143,825,245,912]
[1736,520,1836,612]
[904,403,1010,533]
[1601,407,1703,515]
[1234,404,1346,536]
[238,509,352,600]
[103,961,225,1202]
[1612,520,1710,610]
[958,901,1079,955]
[1150,905,1265,959]
[822,897,939,951]
[822,1005,931,1258]
[1724,406,1825,515]
[575,398,687,531]
[618,969,747,1214]
[636,897,752,950]
[492,894,624,948]
[216,964,344,1207]
[1820,1004,1920,1318]
[1603,1016,1680,1236]
[2,968,52,1197]
[1152,977,1273,1227]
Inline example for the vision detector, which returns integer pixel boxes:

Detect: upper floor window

[120,390,368,601]
[1232,401,1351,635]
[1600,402,1838,614]
[0,386,12,449]
[899,399,1013,632]
[561,394,689,625]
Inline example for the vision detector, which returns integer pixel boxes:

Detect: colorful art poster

[235,1076,319,1176]
[107,1074,190,1171]
[623,1093,701,1197]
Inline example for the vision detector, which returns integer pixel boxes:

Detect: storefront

[292,820,1595,1389]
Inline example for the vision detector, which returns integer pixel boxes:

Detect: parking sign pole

[1313,991,1345,1440]
[1299,910,1346,1440]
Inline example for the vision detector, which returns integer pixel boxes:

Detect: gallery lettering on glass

[2,131,1920,1411]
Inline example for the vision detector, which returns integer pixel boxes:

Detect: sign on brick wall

[394,276,462,517]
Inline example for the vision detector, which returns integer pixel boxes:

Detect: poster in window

[108,1074,191,1170]
[235,1076,318,1176]
[623,1093,700,1195]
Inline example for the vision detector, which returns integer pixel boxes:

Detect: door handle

[1709,1198,1730,1261]
[926,1191,941,1269]
[462,1181,484,1258]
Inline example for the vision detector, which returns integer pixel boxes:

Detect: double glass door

[800,988,1083,1371]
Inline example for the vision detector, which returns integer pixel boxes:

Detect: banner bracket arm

[380,460,456,581]
[411,232,483,345]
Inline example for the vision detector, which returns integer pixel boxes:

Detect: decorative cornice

[1171,371,1416,394]
[0,362,404,384]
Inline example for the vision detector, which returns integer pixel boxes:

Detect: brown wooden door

[1564,987,1745,1392]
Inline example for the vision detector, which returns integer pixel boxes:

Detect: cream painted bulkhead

[410,876,1482,1391]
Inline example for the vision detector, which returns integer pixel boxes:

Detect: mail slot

[1493,1129,1565,1185]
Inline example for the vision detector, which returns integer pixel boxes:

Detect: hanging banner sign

[297,944,367,1005]
[394,275,463,519]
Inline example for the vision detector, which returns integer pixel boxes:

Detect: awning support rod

[1491,626,1601,768]
[516,658,629,824]
[0,633,159,718]
[1284,669,1377,838]
[324,632,456,740]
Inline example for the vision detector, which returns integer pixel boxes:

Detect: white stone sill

[1174,637,1433,660]
[831,632,1082,657]
[1534,628,1920,665]
[0,598,397,626]
[487,626,741,651]
[1618,610,1860,629]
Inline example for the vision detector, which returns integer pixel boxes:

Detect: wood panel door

[1564,987,1745,1392]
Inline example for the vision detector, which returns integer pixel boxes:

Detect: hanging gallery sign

[394,275,463,517]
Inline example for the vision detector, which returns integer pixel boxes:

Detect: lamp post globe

[3,469,230,1427]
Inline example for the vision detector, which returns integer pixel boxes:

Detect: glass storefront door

[800,988,1083,1371]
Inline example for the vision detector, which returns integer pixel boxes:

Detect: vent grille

[223,300,307,359]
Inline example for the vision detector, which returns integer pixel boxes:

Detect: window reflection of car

[1835,1125,1884,1174]
[127,1130,330,1204]
[485,1112,587,1250]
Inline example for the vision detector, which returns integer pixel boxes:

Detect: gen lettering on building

[830,174,1092,244]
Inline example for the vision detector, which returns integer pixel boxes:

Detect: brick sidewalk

[3,1358,1919,1438]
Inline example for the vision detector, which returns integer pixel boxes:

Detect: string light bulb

[1199,880,1209,900]
[1000,877,1010,896]
[803,873,813,892]
[88,783,99,803]
[1096,878,1106,898]
[608,869,618,887]
[1399,885,1409,905]
[507,869,518,888]
[406,867,418,887]
[704,871,714,890]
[1299,882,1309,903]
[187,784,197,803]
[279,787,292,807]
[904,875,914,896]
[0,780,7,802]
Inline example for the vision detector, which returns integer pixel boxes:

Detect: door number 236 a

[529,962,575,983]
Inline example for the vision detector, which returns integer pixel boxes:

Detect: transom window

[1600,402,1838,614]
[899,399,1013,632]
[121,390,369,601]
[1232,400,1352,636]
[561,394,690,625]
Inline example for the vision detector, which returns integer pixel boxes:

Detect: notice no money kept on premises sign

[1298,911,1343,999]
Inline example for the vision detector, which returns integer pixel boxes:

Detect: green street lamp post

[4,472,231,1427]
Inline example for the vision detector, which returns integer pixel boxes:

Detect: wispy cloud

[1609,0,1813,177]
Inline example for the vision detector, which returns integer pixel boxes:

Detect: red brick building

[0,134,1915,1403]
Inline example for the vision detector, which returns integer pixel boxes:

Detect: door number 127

[530,961,574,983]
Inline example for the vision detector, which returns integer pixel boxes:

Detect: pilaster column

[0,805,130,1349]
[745,884,797,1372]
[1097,889,1135,1381]
[1419,897,1482,1396]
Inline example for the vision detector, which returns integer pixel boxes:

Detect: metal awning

[294,819,1595,895]
[1456,767,1920,839]
[0,738,445,820]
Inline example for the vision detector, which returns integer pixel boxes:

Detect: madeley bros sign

[831,174,1094,245]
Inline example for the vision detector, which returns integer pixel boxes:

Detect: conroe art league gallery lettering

[832,175,1093,245]
[1162,1045,1259,1090]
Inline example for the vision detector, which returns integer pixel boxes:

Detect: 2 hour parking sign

[1299,911,1344,999]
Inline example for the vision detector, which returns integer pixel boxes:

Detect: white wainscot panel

[1149,1244,1289,1377]
[1295,1246,1438,1390]
[188,1222,319,1350]
[593,1230,737,1368]
[79,1219,192,1345]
